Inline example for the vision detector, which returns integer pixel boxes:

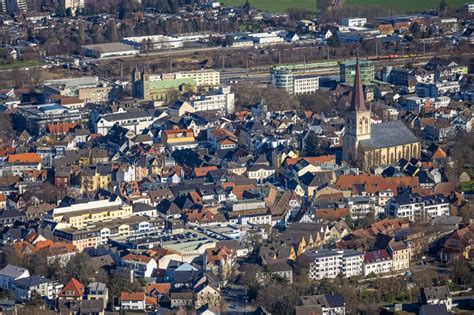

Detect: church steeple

[343,57,371,166]
[349,58,367,112]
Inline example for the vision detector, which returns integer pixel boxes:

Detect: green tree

[302,131,322,157]
[61,253,95,284]
[223,35,234,47]
[104,21,119,42]
[107,272,143,297]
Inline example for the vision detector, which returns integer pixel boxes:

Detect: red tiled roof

[47,123,78,134]
[122,253,153,263]
[364,249,391,264]
[145,283,171,296]
[286,155,336,166]
[315,208,350,220]
[59,278,85,298]
[121,292,145,301]
[7,153,42,164]
[205,246,235,265]
[193,166,218,177]
[336,174,420,196]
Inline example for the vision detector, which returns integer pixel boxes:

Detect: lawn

[221,0,467,13]
[344,0,466,13]
[0,60,42,70]
[221,0,316,13]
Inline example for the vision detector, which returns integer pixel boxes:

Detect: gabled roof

[120,291,145,301]
[122,253,153,264]
[59,278,85,298]
[0,264,28,279]
[12,275,52,288]
[145,283,171,296]
[363,249,391,264]
[7,153,42,164]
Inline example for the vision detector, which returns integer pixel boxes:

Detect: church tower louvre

[342,58,371,165]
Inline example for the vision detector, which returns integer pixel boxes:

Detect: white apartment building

[423,195,450,218]
[346,196,374,220]
[272,68,319,95]
[341,17,367,27]
[190,86,235,114]
[293,76,320,95]
[12,276,63,301]
[385,194,450,221]
[121,254,157,278]
[363,249,393,276]
[95,109,165,135]
[416,81,461,98]
[465,2,474,13]
[307,249,363,280]
[172,69,220,87]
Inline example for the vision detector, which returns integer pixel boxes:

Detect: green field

[346,0,467,12]
[221,0,467,13]
[0,60,42,70]
[221,0,316,13]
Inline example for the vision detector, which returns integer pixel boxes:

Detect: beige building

[171,69,220,87]
[343,59,420,171]
[389,241,411,271]
[194,282,221,309]
[51,199,133,229]
[78,86,113,103]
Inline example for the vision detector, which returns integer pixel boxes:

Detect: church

[342,59,420,171]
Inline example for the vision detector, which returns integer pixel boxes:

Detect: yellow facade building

[80,165,112,193]
[51,199,132,228]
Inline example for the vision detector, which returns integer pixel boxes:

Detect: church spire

[349,58,367,112]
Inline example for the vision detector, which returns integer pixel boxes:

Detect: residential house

[57,299,105,315]
[12,276,62,301]
[298,293,346,315]
[0,264,30,289]
[87,282,108,309]
[363,250,393,276]
[419,286,452,311]
[58,278,85,300]
[121,292,146,311]
[203,246,236,283]
[121,253,157,278]
[193,273,221,310]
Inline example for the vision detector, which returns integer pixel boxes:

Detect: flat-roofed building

[162,128,197,151]
[306,248,363,280]
[15,104,86,136]
[44,76,120,103]
[82,42,139,58]
[50,199,133,228]
[271,67,320,95]
[340,59,374,86]
[95,109,166,136]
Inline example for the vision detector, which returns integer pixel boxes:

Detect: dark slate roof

[359,120,418,150]
[420,285,451,301]
[12,276,52,288]
[419,304,451,315]
[300,293,345,308]
[0,209,24,220]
